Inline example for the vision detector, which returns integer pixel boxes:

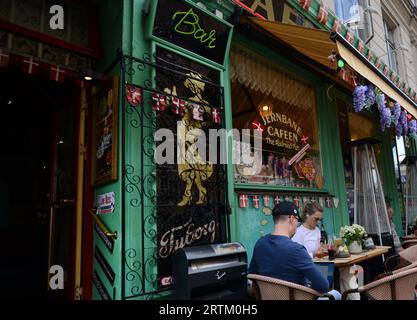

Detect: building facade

[1,0,417,300]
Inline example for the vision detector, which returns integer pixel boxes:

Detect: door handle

[90,209,118,239]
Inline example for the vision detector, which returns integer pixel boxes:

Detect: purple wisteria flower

[353,85,367,112]
[366,84,376,107]
[400,110,409,136]
[395,121,403,137]
[393,103,401,126]
[409,119,417,136]
[377,92,386,112]
[380,107,392,131]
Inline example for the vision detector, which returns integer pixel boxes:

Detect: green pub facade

[88,0,417,300]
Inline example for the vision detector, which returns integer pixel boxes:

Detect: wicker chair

[384,244,417,272]
[342,267,417,300]
[247,274,334,300]
[402,239,417,249]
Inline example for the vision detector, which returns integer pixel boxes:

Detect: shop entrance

[0,66,80,299]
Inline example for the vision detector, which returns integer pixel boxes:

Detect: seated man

[248,201,341,300]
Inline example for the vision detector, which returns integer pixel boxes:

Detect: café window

[230,46,324,189]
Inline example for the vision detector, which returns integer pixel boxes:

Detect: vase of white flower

[348,240,363,254]
[340,224,367,254]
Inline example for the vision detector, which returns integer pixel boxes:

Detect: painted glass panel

[231,46,324,189]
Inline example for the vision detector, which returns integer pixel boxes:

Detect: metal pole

[353,146,358,224]
[365,145,383,261]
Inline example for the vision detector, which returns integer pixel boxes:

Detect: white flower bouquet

[340,224,367,246]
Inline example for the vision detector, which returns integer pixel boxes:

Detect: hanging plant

[400,110,409,136]
[353,85,367,112]
[409,119,417,140]
[366,84,376,108]
[379,106,392,131]
[376,91,386,112]
[392,103,401,126]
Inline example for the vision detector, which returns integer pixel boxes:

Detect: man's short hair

[272,201,302,224]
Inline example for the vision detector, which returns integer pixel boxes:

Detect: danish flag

[293,196,300,208]
[253,195,260,209]
[126,85,142,106]
[50,65,66,82]
[23,57,39,75]
[332,19,342,33]
[275,196,281,205]
[317,5,328,25]
[252,120,264,132]
[171,96,180,114]
[299,0,311,11]
[326,197,332,208]
[212,108,221,124]
[239,194,249,208]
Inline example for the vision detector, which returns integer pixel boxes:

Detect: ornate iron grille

[120,49,230,299]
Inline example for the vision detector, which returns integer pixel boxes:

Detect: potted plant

[340,224,367,254]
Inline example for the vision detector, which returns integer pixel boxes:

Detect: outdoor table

[314,246,391,291]
[403,235,417,240]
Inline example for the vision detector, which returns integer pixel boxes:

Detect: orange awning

[242,17,417,119]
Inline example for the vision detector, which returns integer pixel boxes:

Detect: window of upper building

[334,0,370,42]
[383,18,399,74]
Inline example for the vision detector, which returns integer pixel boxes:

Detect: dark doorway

[0,66,77,299]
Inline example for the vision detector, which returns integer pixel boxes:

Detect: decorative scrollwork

[124,248,143,296]
[121,49,228,298]
[124,165,142,208]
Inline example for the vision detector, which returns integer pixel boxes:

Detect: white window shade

[230,46,315,111]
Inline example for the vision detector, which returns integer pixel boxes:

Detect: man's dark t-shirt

[248,234,329,293]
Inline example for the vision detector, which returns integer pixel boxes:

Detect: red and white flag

[152,93,160,111]
[22,57,39,75]
[383,65,389,77]
[253,195,260,209]
[263,195,270,208]
[293,196,300,208]
[0,50,10,67]
[171,96,180,114]
[357,40,364,54]
[212,108,221,124]
[252,120,264,133]
[179,99,186,116]
[390,72,396,82]
[325,197,332,208]
[299,0,311,11]
[345,30,354,44]
[311,197,316,203]
[366,50,373,61]
[317,5,328,25]
[126,84,142,106]
[275,196,281,205]
[159,95,166,112]
[319,197,324,208]
[50,65,66,82]
[375,59,382,69]
[332,19,342,33]
[239,194,249,208]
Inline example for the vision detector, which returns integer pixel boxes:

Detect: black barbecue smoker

[172,242,248,300]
